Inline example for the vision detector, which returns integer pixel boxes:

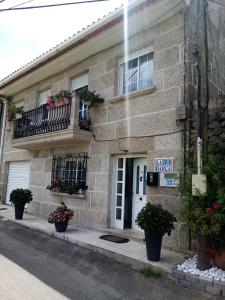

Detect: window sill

[50,191,86,200]
[108,87,157,104]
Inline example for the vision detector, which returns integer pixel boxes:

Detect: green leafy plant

[78,88,104,108]
[46,179,63,192]
[47,180,87,195]
[135,203,177,235]
[139,267,162,279]
[48,202,74,223]
[6,105,23,122]
[10,188,33,205]
[53,89,72,101]
[180,143,225,257]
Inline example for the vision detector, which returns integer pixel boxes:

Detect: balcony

[12,95,92,149]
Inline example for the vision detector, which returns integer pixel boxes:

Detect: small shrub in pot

[10,188,33,220]
[136,202,177,261]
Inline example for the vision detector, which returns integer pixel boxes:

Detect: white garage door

[6,161,31,204]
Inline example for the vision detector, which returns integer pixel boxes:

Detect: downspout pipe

[0,96,9,164]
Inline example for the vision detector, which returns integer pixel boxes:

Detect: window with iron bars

[48,153,88,195]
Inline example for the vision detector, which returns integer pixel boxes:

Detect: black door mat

[0,208,7,210]
[99,234,129,243]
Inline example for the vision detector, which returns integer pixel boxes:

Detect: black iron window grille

[48,152,88,195]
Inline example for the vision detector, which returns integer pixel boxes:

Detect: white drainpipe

[0,99,7,164]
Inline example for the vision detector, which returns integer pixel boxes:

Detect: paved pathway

[0,217,217,300]
[0,205,186,273]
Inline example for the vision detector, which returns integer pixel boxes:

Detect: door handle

[139,197,142,201]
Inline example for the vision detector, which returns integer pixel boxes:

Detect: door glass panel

[117,170,123,181]
[143,165,147,195]
[116,208,122,220]
[117,195,122,207]
[136,166,140,194]
[118,158,123,169]
[117,183,122,194]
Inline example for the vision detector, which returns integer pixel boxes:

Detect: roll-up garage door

[6,161,31,204]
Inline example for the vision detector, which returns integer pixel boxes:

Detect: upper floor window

[38,89,51,106]
[120,51,153,94]
[71,72,90,130]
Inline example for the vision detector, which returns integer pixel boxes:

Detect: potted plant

[48,202,74,232]
[6,105,24,122]
[51,90,72,107]
[9,188,33,220]
[47,96,55,109]
[78,88,104,108]
[46,179,63,192]
[136,203,177,261]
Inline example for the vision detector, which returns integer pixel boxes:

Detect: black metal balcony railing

[14,101,72,139]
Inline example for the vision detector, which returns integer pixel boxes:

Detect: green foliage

[135,202,177,236]
[180,143,225,252]
[7,105,23,121]
[78,88,104,107]
[139,267,162,279]
[10,188,33,205]
[53,90,72,101]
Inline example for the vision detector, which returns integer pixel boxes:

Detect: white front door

[6,161,31,204]
[132,158,147,230]
[114,157,126,229]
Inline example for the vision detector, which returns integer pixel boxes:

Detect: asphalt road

[0,218,219,300]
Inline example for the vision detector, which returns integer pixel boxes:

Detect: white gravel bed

[177,255,225,282]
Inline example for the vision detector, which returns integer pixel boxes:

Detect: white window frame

[38,89,51,106]
[119,46,154,95]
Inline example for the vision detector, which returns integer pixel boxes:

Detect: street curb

[168,269,225,297]
[1,216,168,273]
[2,215,224,297]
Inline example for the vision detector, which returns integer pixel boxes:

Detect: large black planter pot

[55,220,68,232]
[145,232,163,262]
[14,204,25,220]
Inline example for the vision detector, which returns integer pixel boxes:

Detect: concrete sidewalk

[0,204,187,273]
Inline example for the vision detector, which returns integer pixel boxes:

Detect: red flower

[6,116,12,122]
[206,244,216,258]
[206,207,213,214]
[212,203,222,211]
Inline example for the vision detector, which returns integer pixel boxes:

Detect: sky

[0,0,125,80]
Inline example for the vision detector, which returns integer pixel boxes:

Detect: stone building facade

[184,0,225,150]
[0,0,192,251]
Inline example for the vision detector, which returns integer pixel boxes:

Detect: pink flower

[212,203,223,211]
[206,207,213,214]
[6,116,12,122]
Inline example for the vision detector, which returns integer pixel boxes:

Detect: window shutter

[71,73,88,91]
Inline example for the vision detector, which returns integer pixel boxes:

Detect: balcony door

[38,89,51,106]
